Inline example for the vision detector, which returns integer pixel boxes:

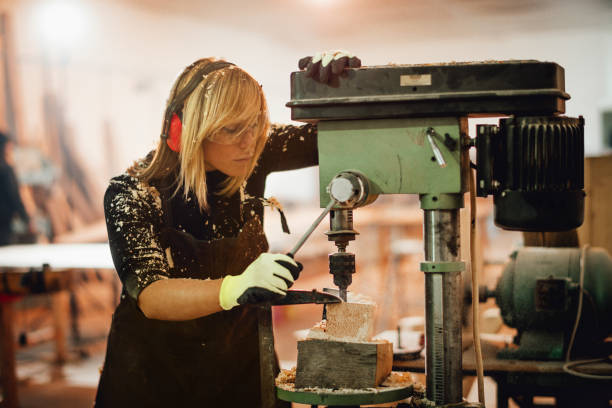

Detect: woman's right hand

[298,50,361,85]
[218,253,302,310]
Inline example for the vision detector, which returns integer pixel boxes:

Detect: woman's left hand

[298,51,361,85]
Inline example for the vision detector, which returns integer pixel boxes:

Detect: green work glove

[219,253,302,310]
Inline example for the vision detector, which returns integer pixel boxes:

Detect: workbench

[394,339,612,407]
[0,243,115,408]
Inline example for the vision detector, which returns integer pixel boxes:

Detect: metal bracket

[420,261,465,273]
[419,193,464,210]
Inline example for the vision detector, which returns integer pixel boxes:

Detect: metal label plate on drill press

[287,60,568,120]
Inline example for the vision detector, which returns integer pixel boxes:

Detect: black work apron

[95,192,288,408]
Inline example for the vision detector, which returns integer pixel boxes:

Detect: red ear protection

[161,61,234,152]
[167,113,182,152]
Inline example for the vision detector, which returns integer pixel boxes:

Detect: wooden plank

[578,155,612,254]
[295,339,392,389]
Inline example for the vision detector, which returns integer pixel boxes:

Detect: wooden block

[324,301,376,341]
[295,339,392,389]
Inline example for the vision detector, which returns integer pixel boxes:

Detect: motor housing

[494,247,612,360]
[477,116,585,231]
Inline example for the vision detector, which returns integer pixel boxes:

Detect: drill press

[285,60,585,407]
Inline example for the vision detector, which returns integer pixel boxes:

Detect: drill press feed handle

[426,128,447,168]
[287,199,337,258]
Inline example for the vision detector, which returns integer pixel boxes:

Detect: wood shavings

[126,157,149,177]
[277,367,414,395]
[305,320,327,340]
[165,247,174,268]
[275,367,296,388]
[265,196,283,212]
[105,174,172,298]
[381,372,415,387]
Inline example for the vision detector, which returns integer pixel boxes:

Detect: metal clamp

[420,261,465,273]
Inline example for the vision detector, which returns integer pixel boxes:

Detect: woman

[95,54,359,407]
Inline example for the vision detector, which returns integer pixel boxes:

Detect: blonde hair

[138,58,270,211]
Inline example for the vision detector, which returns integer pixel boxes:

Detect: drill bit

[339,287,347,302]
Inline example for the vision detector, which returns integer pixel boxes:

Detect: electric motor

[494,246,612,359]
[476,116,585,231]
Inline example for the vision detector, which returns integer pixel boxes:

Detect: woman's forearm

[138,278,224,321]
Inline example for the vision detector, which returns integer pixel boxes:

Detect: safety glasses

[208,120,262,145]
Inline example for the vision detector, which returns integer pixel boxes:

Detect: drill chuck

[329,252,355,299]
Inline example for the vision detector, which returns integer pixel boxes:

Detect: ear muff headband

[160,61,234,151]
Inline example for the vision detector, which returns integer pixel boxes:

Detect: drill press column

[422,205,463,405]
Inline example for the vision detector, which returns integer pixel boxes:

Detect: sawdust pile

[275,368,415,393]
[275,367,296,390]
[381,371,415,387]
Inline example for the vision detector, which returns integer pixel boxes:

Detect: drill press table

[277,382,414,407]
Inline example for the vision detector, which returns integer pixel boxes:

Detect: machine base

[497,330,565,360]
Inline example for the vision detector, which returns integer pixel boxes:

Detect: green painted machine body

[317,118,467,207]
[496,246,612,360]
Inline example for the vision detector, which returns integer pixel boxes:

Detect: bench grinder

[479,246,612,361]
[287,60,585,406]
